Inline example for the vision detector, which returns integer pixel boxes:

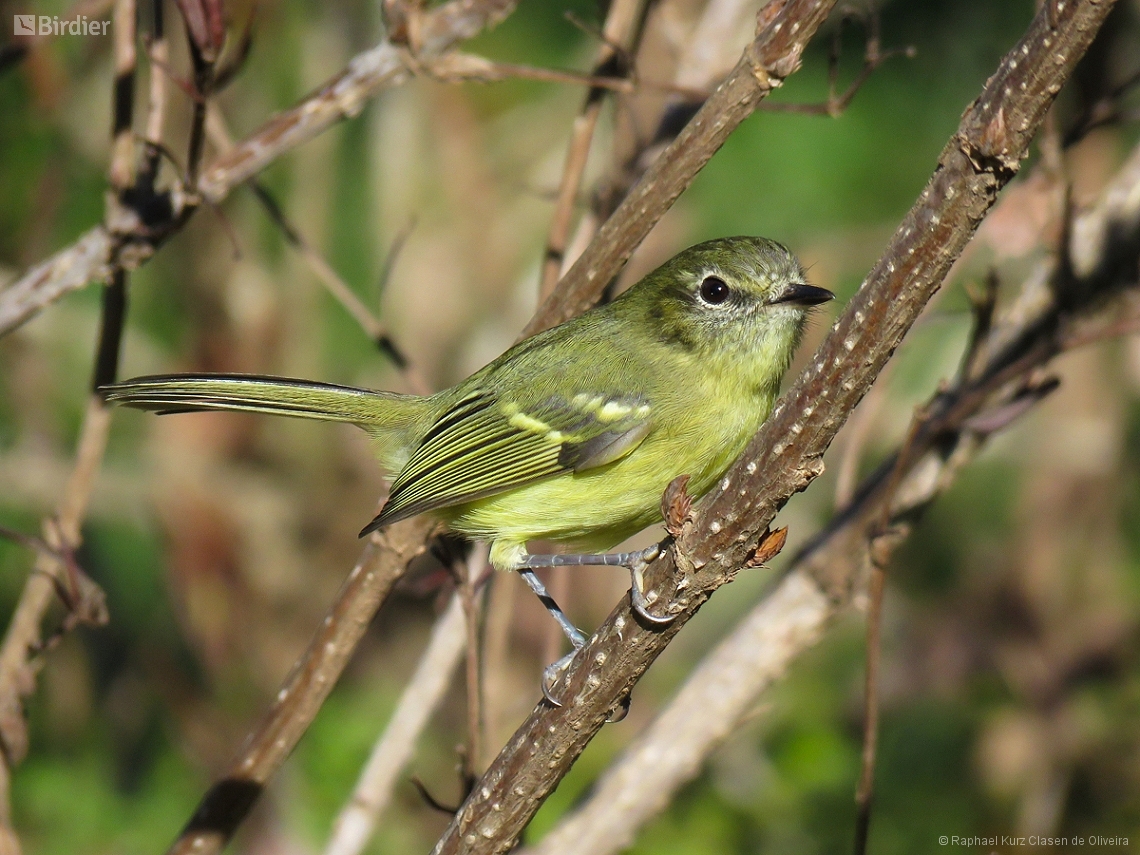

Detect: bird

[101,236,832,691]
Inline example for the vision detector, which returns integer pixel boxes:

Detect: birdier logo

[13,14,110,36]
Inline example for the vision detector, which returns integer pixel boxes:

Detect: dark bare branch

[760,9,914,117]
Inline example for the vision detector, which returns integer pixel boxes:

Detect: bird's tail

[100,373,429,466]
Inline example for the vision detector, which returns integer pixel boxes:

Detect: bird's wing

[362,387,653,533]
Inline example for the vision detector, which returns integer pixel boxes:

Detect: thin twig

[853,403,927,854]
[760,11,914,117]
[139,0,169,184]
[108,0,137,191]
[199,73,423,395]
[538,0,647,298]
[245,180,430,394]
[183,41,212,184]
[377,217,416,298]
[423,52,705,99]
[960,270,1000,381]
[458,546,488,786]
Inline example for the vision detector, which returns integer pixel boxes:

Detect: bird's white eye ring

[699,276,730,305]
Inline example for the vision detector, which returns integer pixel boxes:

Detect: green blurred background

[1,0,1140,852]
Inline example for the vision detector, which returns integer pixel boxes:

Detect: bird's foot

[626,541,676,626]
[540,649,578,708]
[541,650,631,723]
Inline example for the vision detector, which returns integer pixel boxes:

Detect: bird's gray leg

[518,541,675,626]
[517,568,587,707]
[516,543,675,708]
[517,568,587,648]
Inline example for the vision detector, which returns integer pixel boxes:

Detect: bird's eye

[699,276,730,305]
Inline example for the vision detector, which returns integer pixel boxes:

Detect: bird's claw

[541,650,578,708]
[628,542,676,626]
[542,651,631,722]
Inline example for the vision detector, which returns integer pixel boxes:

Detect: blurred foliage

[2,0,1140,852]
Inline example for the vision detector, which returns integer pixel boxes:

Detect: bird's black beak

[771,282,834,306]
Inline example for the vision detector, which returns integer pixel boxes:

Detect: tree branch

[523,134,1140,855]
[0,229,115,338]
[166,518,435,855]
[431,2,1118,852]
[537,0,647,299]
[322,592,468,855]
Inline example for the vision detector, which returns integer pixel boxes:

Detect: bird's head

[620,236,833,386]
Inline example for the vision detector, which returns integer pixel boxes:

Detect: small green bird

[102,236,831,678]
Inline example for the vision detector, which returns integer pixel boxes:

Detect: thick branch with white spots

[430,1,1118,852]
